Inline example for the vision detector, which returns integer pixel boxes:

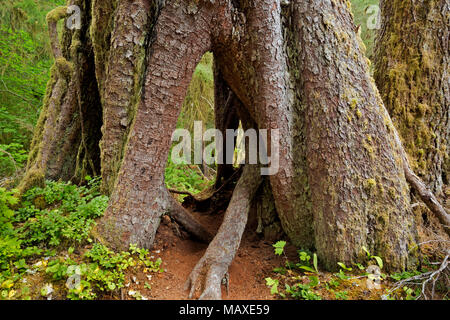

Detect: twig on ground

[384,250,449,300]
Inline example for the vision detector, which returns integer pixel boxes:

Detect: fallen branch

[420,252,449,300]
[389,118,450,236]
[384,251,449,300]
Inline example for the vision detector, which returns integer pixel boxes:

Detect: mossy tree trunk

[19,0,103,192]
[96,0,420,276]
[22,0,450,299]
[374,0,449,195]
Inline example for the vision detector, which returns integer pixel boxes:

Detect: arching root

[185,165,262,299]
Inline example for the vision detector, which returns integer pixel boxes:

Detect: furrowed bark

[99,0,158,195]
[97,1,215,250]
[292,0,418,271]
[374,0,449,194]
[213,0,315,249]
[386,121,450,236]
[250,0,309,249]
[20,0,102,192]
[90,0,117,95]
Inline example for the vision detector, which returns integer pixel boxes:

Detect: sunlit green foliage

[0,179,166,300]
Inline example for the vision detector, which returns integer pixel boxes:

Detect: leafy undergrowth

[264,241,448,301]
[1,177,447,300]
[0,178,163,300]
[165,157,214,197]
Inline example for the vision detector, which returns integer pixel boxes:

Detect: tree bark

[96,0,215,249]
[288,0,419,271]
[19,0,102,192]
[374,0,449,195]
[97,0,157,195]
[24,1,450,298]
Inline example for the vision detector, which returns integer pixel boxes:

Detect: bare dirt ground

[123,207,291,300]
[120,196,450,301]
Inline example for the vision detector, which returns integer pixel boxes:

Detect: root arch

[23,0,450,300]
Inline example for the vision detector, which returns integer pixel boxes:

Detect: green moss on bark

[46,6,68,23]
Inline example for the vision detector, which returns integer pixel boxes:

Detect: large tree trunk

[290,0,420,271]
[374,0,449,195]
[96,0,216,248]
[96,0,157,195]
[22,0,450,299]
[95,0,420,268]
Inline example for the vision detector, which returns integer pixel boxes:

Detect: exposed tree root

[185,165,262,300]
[167,196,213,244]
[389,123,450,236]
[405,166,450,236]
[168,188,196,198]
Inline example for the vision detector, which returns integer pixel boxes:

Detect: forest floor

[121,206,394,301]
[1,180,448,301]
[128,208,285,300]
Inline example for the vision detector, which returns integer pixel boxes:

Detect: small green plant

[362,246,383,269]
[265,277,279,295]
[390,271,421,281]
[267,241,322,300]
[297,251,319,274]
[45,243,164,300]
[325,278,340,291]
[334,290,349,300]
[354,263,365,270]
[402,286,420,300]
[273,241,286,256]
[335,262,352,280]
[285,279,322,300]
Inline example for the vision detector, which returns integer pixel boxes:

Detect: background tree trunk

[19,0,102,193]
[374,0,449,195]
